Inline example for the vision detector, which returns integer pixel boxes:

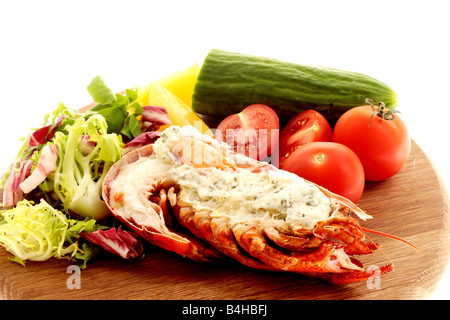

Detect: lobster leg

[232,222,378,281]
[248,217,376,256]
[313,217,379,255]
[139,227,219,262]
[174,205,209,241]
[304,264,394,285]
[263,225,323,252]
[190,211,277,271]
[171,205,226,260]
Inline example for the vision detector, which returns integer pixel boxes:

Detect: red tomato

[282,141,365,204]
[333,105,410,181]
[278,110,332,169]
[215,104,280,160]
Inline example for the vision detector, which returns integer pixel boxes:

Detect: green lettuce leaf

[87,76,144,139]
[50,114,123,219]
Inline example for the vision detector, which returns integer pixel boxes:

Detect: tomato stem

[366,98,400,127]
[314,152,325,164]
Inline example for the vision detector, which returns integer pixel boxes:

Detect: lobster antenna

[356,226,394,268]
[360,227,421,253]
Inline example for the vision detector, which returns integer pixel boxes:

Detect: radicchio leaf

[121,105,171,154]
[79,134,96,155]
[122,131,161,155]
[80,226,144,259]
[140,105,171,132]
[28,117,64,147]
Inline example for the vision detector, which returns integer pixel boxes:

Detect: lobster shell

[101,132,396,284]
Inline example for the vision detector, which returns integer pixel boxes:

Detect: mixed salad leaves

[0,77,171,267]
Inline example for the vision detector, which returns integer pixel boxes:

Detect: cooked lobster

[102,125,414,284]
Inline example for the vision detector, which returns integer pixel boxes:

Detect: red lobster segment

[102,131,415,285]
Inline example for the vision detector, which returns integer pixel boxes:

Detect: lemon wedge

[157,63,199,108]
[147,81,212,136]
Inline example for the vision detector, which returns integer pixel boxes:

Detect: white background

[1,0,449,299]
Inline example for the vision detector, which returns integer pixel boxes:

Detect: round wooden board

[0,138,449,299]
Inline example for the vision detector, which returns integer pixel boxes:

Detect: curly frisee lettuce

[0,199,99,266]
[49,114,123,220]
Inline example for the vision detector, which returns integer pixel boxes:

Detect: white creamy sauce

[110,126,332,229]
[170,165,332,228]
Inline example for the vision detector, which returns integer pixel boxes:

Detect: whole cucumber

[192,49,397,125]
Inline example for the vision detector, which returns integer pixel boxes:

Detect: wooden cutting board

[0,136,449,300]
